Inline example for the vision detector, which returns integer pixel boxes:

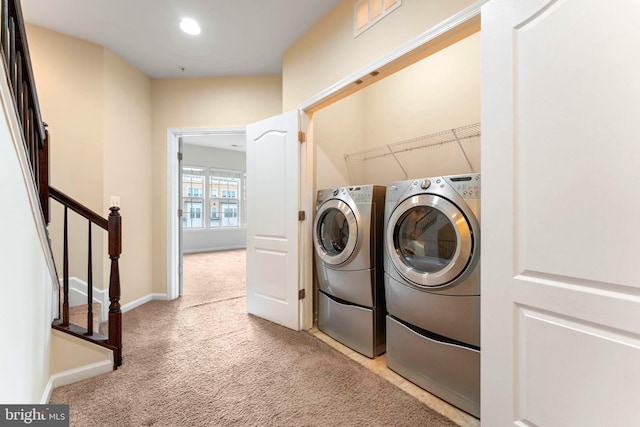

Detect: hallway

[49,250,459,426]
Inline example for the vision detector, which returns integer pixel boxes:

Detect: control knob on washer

[421,180,431,190]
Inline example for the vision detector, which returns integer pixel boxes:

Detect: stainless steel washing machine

[314,185,386,358]
[384,173,480,418]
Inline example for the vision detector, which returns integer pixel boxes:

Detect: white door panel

[246,110,301,331]
[254,248,288,300]
[514,0,640,288]
[482,0,640,424]
[252,134,289,237]
[517,307,640,427]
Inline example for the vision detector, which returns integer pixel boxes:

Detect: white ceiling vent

[354,0,402,37]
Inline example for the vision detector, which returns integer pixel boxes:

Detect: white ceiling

[20,0,341,151]
[21,0,341,79]
[181,133,247,152]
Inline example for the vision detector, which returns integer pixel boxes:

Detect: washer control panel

[348,185,372,204]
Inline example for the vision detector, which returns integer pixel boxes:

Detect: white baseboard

[121,293,168,313]
[182,245,246,254]
[64,278,170,317]
[41,359,113,404]
[41,378,55,404]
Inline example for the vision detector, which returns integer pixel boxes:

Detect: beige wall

[282,0,476,110]
[312,32,481,189]
[27,24,153,303]
[362,34,481,148]
[103,49,153,303]
[150,76,282,293]
[313,90,366,190]
[27,23,282,298]
[50,330,111,374]
[26,25,104,205]
[26,0,479,301]
[360,32,481,184]
[27,24,106,290]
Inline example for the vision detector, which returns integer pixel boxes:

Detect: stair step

[52,319,108,342]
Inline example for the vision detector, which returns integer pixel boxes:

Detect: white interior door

[482,0,640,425]
[246,110,302,330]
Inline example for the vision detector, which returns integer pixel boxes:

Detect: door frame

[165,2,484,321]
[166,126,246,300]
[297,3,483,113]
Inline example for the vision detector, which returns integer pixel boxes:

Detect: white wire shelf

[344,123,480,182]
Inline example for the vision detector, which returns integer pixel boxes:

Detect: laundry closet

[311,30,481,417]
[295,0,640,423]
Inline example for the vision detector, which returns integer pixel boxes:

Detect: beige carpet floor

[50,249,459,426]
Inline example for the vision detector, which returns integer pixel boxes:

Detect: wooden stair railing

[50,187,123,368]
[2,0,123,369]
[1,0,49,221]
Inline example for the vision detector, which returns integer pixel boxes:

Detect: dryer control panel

[445,174,481,199]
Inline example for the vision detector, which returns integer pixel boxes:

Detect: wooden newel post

[107,206,122,367]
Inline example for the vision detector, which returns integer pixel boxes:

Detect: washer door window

[387,194,473,287]
[314,199,358,266]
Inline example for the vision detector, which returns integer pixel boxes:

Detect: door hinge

[177,152,183,161]
[298,210,306,221]
[298,131,306,143]
[178,209,183,217]
[298,289,306,300]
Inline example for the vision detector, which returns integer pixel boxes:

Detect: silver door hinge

[298,211,306,221]
[298,131,306,143]
[177,152,183,161]
[178,209,183,217]
[298,289,306,300]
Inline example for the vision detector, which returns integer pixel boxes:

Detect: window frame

[209,170,242,228]
[182,165,245,231]
[182,169,206,229]
[354,0,402,37]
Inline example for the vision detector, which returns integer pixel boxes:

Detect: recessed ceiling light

[180,18,201,35]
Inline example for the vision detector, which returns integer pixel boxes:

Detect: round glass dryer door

[386,194,474,287]
[313,199,358,266]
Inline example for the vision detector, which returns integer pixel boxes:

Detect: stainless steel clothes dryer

[383,173,481,418]
[314,185,386,358]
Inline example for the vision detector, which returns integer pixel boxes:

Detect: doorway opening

[181,250,247,306]
[166,127,246,299]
